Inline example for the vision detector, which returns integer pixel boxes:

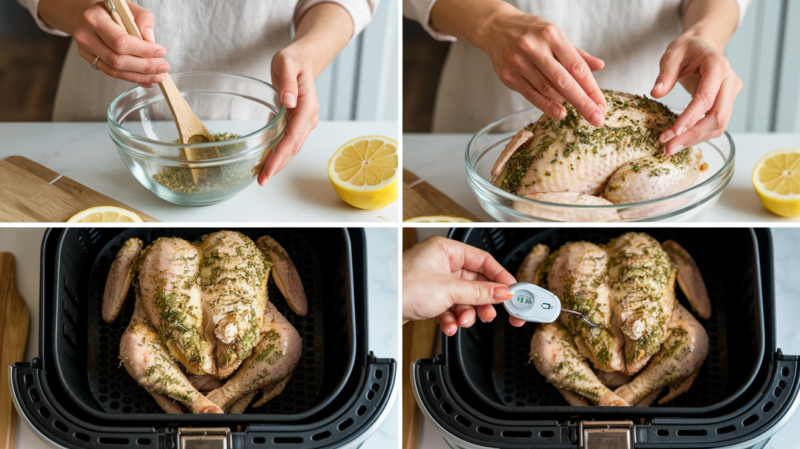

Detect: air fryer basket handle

[414,353,800,449]
[12,357,395,449]
[11,362,161,449]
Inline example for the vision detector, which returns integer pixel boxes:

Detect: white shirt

[404,0,750,132]
[18,0,377,121]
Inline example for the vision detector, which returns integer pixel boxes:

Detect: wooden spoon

[106,0,220,185]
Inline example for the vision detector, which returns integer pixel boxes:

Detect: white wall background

[0,0,399,121]
[316,0,399,121]
[661,0,800,132]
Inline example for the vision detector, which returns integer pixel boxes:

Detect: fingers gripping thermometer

[503,282,600,327]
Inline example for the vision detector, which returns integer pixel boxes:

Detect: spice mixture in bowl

[465,104,735,222]
[108,72,287,206]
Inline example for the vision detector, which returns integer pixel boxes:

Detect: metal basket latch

[178,428,232,449]
[580,421,635,449]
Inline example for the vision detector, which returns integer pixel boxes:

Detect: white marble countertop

[404,133,800,222]
[0,122,398,223]
[1,227,398,449]
[413,228,800,449]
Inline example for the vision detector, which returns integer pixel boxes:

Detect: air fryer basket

[70,228,342,421]
[413,228,800,449]
[12,228,396,449]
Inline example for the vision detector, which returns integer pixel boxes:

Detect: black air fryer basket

[413,228,799,449]
[12,228,395,449]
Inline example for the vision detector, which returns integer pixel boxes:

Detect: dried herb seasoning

[153,132,254,194]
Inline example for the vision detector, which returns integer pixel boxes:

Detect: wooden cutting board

[0,156,158,222]
[403,169,481,221]
[0,253,30,449]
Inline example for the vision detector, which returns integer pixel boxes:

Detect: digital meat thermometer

[503,282,600,327]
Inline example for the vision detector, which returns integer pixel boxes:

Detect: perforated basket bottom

[489,229,728,408]
[86,229,325,415]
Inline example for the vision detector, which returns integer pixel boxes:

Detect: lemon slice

[752,148,800,217]
[404,216,473,223]
[328,135,398,210]
[67,206,144,223]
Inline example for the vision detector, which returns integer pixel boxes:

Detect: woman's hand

[476,10,607,126]
[258,46,320,185]
[72,1,169,87]
[651,34,742,155]
[256,2,350,184]
[403,236,524,336]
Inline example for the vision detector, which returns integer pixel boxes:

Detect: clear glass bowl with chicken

[466,91,734,222]
[520,232,712,407]
[102,231,307,414]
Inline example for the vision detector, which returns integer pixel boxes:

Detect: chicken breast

[136,237,215,375]
[604,148,701,204]
[494,91,678,197]
[542,242,625,372]
[196,231,271,379]
[607,233,676,375]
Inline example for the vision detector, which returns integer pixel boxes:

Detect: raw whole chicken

[492,91,707,206]
[526,233,710,407]
[103,231,307,414]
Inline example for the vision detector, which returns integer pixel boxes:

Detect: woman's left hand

[258,46,320,185]
[650,34,742,155]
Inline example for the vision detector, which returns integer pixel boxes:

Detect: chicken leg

[119,298,222,414]
[614,302,709,405]
[206,302,302,411]
[530,323,629,406]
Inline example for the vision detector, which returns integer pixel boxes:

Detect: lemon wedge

[67,206,144,223]
[403,216,473,223]
[752,148,800,217]
[328,135,398,210]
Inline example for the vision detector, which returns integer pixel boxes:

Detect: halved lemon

[752,148,800,217]
[404,216,473,223]
[67,206,143,223]
[328,135,398,210]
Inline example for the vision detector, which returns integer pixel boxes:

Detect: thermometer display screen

[513,290,534,310]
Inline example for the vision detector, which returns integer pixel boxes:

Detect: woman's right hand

[73,1,169,87]
[403,236,526,336]
[478,10,607,126]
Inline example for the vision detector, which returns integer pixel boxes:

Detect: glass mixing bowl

[108,72,287,206]
[465,107,735,222]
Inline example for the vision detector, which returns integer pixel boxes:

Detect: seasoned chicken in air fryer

[525,233,710,407]
[105,231,307,414]
[492,91,706,206]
